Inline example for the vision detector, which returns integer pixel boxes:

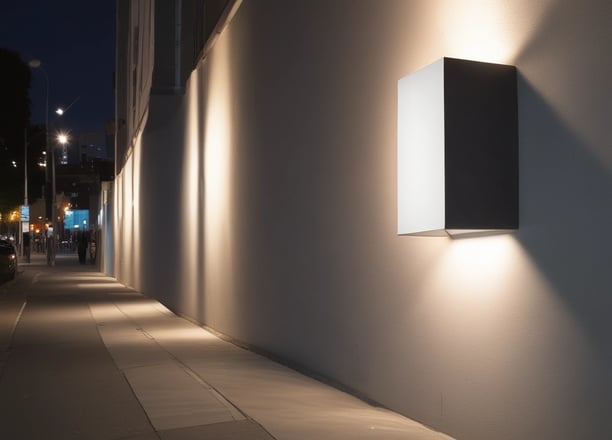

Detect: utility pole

[24,127,28,206]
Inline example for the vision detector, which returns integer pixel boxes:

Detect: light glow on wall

[203,30,236,323]
[180,68,204,316]
[113,169,124,280]
[132,130,143,290]
[432,0,554,64]
[113,128,144,290]
[122,149,135,286]
[204,75,232,231]
[408,233,600,427]
[433,235,521,299]
[177,37,240,321]
[414,234,554,361]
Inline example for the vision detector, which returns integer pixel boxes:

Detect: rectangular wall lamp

[397,57,518,236]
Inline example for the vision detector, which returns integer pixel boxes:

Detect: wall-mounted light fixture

[397,57,518,236]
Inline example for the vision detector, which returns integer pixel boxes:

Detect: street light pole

[51,143,57,265]
[28,59,54,266]
[54,134,69,258]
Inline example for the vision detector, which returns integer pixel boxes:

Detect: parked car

[0,240,17,281]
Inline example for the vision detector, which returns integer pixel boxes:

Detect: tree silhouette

[0,48,31,214]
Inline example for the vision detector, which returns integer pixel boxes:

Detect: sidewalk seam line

[8,300,27,349]
[88,301,163,440]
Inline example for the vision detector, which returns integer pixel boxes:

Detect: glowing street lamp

[55,96,80,118]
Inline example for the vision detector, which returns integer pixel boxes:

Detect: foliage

[0,48,31,212]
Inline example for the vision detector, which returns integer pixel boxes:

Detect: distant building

[62,132,109,165]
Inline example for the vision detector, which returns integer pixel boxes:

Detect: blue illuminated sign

[64,210,89,230]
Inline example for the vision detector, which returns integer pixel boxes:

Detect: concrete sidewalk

[0,252,453,440]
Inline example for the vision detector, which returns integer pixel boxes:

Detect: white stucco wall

[114,1,612,439]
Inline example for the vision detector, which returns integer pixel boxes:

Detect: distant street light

[55,96,80,118]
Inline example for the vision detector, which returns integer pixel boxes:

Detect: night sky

[0,1,116,136]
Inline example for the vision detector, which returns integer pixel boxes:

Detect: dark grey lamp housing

[397,57,518,236]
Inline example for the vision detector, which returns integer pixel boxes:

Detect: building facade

[113,1,612,439]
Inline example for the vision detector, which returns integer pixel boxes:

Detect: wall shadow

[139,94,186,313]
[513,71,612,432]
